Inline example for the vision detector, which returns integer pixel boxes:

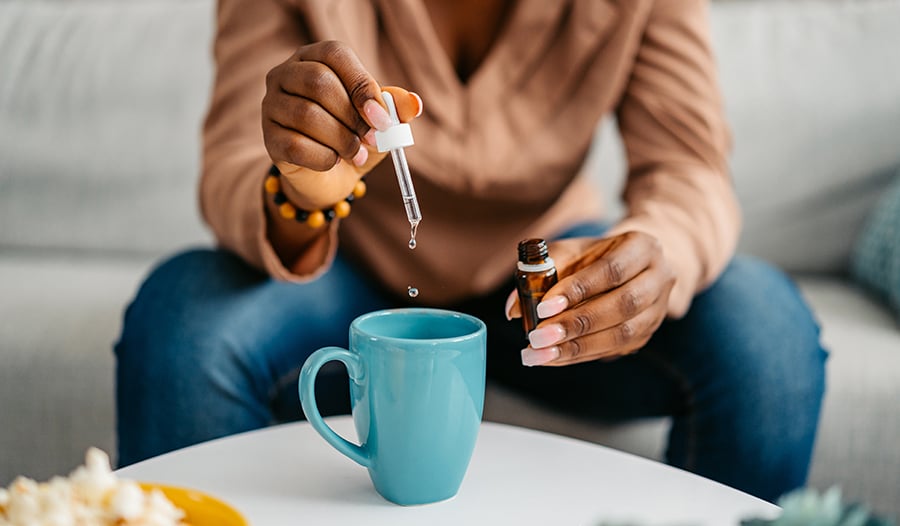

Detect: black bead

[295,210,310,222]
[345,194,355,203]
[273,192,287,205]
[268,165,280,176]
[325,209,337,221]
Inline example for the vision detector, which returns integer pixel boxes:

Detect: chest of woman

[295,0,639,199]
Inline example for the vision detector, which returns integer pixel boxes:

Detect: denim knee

[691,257,827,410]
[115,249,274,464]
[116,248,269,387]
[115,248,389,465]
[712,257,824,363]
[677,256,828,498]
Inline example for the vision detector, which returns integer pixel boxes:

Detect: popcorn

[0,448,187,526]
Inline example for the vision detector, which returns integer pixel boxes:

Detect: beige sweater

[201,0,740,317]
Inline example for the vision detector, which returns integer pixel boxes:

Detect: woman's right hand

[262,40,423,211]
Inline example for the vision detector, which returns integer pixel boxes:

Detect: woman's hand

[506,232,676,366]
[262,40,422,210]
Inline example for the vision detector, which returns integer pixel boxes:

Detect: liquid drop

[408,221,418,250]
[407,286,419,298]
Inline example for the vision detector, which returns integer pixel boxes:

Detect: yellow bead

[264,176,280,194]
[279,202,296,220]
[307,210,326,228]
[352,180,367,199]
[334,200,351,218]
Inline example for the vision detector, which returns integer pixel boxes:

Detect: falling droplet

[408,238,417,249]
[407,286,419,298]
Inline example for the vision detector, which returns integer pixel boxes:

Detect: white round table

[117,417,779,525]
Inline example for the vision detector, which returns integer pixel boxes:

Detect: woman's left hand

[506,231,676,366]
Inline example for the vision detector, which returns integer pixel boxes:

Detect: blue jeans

[115,226,827,502]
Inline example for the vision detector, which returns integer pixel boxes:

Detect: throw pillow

[851,170,900,321]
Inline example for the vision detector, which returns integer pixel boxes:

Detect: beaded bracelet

[264,165,366,228]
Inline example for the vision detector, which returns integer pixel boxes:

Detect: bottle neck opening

[518,238,550,264]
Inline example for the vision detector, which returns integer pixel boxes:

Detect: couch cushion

[0,0,213,256]
[796,276,900,519]
[719,0,900,273]
[588,0,900,273]
[0,254,155,485]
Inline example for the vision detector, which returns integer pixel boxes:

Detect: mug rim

[351,308,486,344]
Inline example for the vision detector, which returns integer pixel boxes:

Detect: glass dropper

[375,91,421,248]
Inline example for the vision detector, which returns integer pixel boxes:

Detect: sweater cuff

[258,218,339,283]
[206,154,340,283]
[256,172,340,282]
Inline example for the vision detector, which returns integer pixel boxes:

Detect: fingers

[264,97,366,170]
[526,264,663,343]
[264,122,341,172]
[550,232,658,310]
[275,62,423,131]
[277,59,371,137]
[519,231,676,367]
[261,41,426,208]
[533,299,667,367]
[504,289,522,320]
[534,264,667,345]
[264,63,368,171]
[293,43,422,129]
[264,40,424,175]
[296,41,392,131]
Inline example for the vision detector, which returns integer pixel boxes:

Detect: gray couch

[1,0,898,520]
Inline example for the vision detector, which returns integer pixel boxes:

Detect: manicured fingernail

[411,92,423,118]
[351,144,368,167]
[504,291,517,321]
[529,324,565,349]
[363,99,392,131]
[537,296,568,319]
[521,346,560,367]
[363,129,376,146]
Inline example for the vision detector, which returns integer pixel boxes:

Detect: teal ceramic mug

[298,308,487,505]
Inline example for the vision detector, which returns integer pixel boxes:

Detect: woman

[116,0,826,501]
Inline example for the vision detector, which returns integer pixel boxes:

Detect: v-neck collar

[374,0,572,134]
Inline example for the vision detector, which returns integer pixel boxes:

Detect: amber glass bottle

[516,239,559,334]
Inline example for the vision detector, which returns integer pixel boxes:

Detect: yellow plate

[139,483,248,526]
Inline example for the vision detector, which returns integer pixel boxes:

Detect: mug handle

[298,347,371,468]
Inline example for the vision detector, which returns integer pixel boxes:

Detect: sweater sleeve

[201,0,339,281]
[607,0,741,318]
